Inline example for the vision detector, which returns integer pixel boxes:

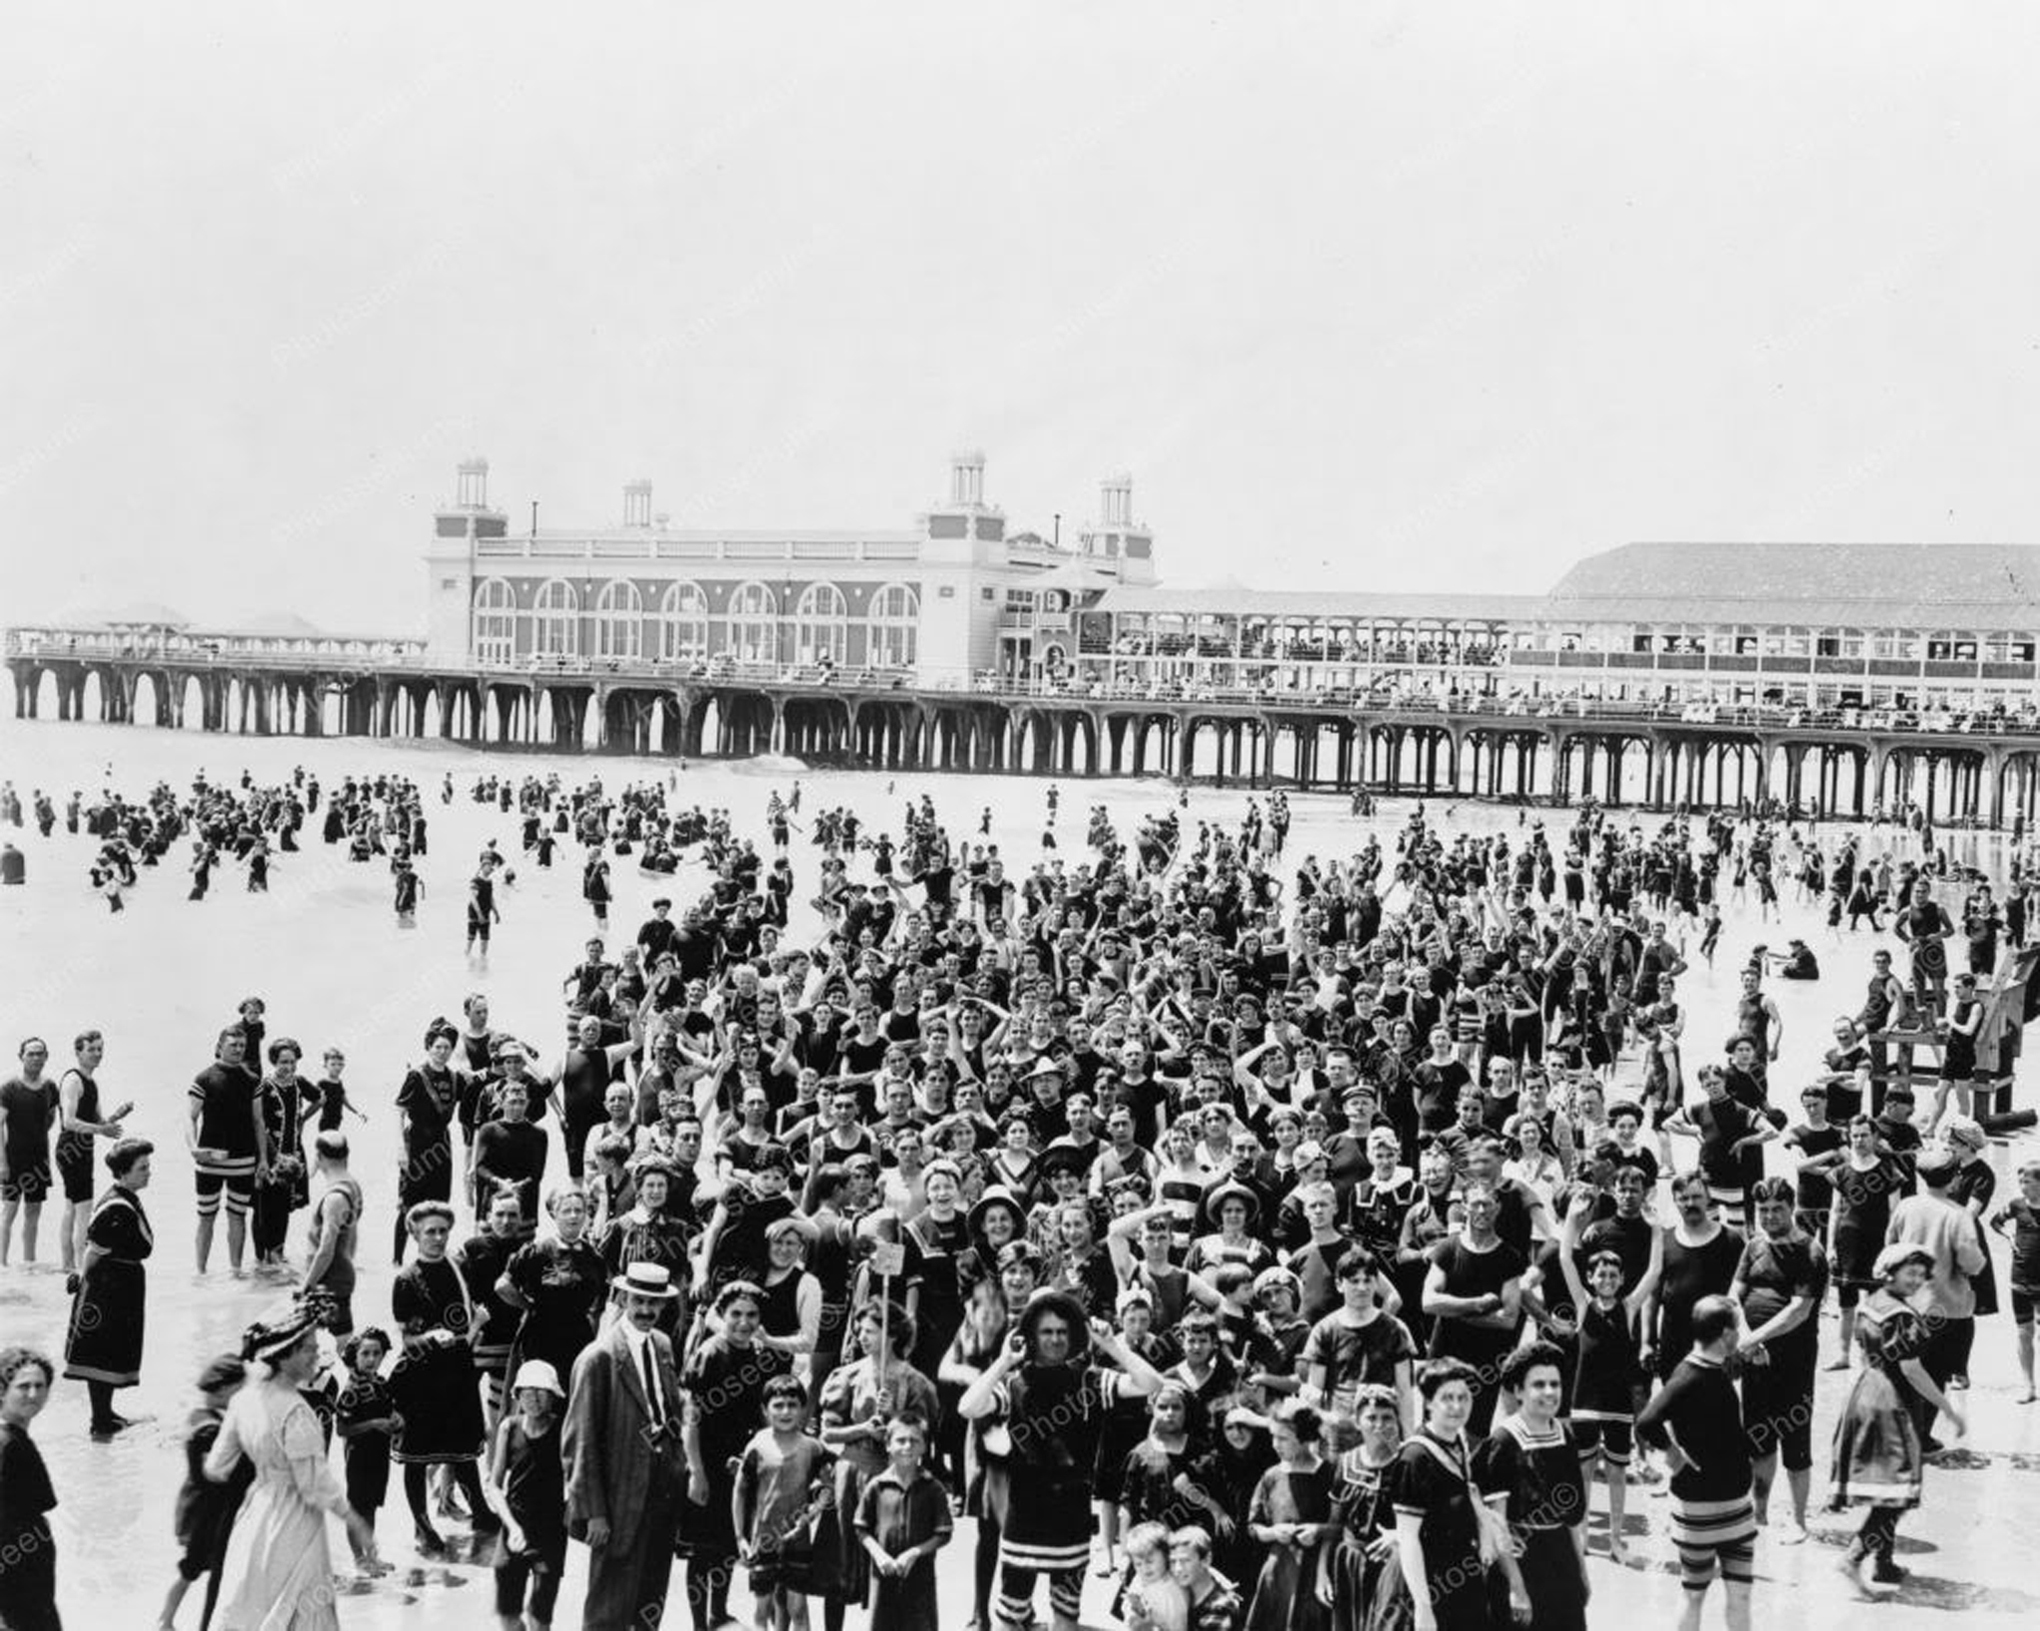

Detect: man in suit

[565,1261,692,1631]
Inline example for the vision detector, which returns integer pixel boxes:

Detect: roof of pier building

[1085,586,1539,624]
[1541,542,2040,630]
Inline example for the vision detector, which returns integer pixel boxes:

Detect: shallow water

[3,706,2038,1627]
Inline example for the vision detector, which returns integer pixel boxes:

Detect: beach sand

[3,708,2038,1627]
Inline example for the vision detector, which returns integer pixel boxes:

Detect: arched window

[724,580,778,664]
[530,578,578,658]
[594,579,643,661]
[867,581,919,670]
[657,581,709,662]
[472,578,516,664]
[793,582,848,665]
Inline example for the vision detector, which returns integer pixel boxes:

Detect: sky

[6,2,2040,635]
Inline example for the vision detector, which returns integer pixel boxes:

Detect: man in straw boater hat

[563,1261,686,1631]
[957,1287,1167,1631]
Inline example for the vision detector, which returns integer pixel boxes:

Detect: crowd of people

[4,771,2040,1631]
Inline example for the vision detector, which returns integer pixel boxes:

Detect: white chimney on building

[950,449,987,508]
[624,479,653,528]
[1101,472,1133,528]
[456,457,490,510]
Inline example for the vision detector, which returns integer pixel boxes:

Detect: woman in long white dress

[204,1309,376,1630]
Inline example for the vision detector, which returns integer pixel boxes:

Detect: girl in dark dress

[389,1200,494,1555]
[1387,1353,1501,1631]
[158,1354,251,1631]
[1245,1400,1337,1631]
[62,1136,154,1437]
[1183,1409,1276,1589]
[1098,1291,1180,1563]
[594,1160,694,1341]
[681,1281,793,1631]
[251,1041,309,1267]
[394,1025,460,1264]
[1391,1358,1497,1631]
[815,1303,941,1631]
[498,1184,607,1395]
[1323,1384,1409,1631]
[1830,1244,1968,1593]
[0,1348,60,1631]
[486,1358,569,1630]
[1478,1344,1588,1631]
[1801,1118,1905,1369]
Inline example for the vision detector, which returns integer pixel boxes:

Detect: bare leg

[65,1197,90,1275]
[0,1198,16,1266]
[20,1201,40,1263]
[1783,1467,1811,1537]
[195,1212,216,1273]
[1093,1500,1121,1575]
[1828,1306,1856,1369]
[225,1211,248,1272]
[1606,1457,1631,1563]
[2017,1320,2036,1402]
[1751,1450,1776,1524]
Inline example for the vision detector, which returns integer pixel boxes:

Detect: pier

[11,631,2040,824]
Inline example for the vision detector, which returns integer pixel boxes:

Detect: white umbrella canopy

[76,600,192,629]
[225,610,325,637]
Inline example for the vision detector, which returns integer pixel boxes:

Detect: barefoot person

[958,1289,1166,1631]
[1729,1176,1828,1543]
[55,1030,131,1286]
[0,1039,59,1269]
[1829,1243,1969,1595]
[62,1136,155,1441]
[302,1132,364,1337]
[1636,1295,1758,1631]
[188,1027,270,1275]
[1987,1158,2040,1404]
[203,1308,378,1628]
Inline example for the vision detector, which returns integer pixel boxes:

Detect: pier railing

[11,628,2040,739]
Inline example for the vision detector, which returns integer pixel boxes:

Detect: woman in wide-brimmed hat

[1186,1179,1274,1278]
[595,1157,692,1339]
[204,1308,377,1629]
[1829,1242,1968,1595]
[960,1184,1028,1295]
